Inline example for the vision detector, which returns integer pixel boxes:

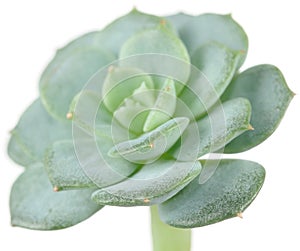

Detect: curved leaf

[7,136,34,166]
[165,13,194,31]
[91,160,201,206]
[222,64,294,153]
[102,66,155,113]
[39,38,115,120]
[10,163,102,230]
[119,26,190,93]
[8,99,71,166]
[172,98,252,161]
[176,42,242,119]
[143,78,177,132]
[100,9,175,55]
[72,124,140,188]
[179,13,248,68]
[108,117,189,164]
[44,141,95,191]
[158,159,265,228]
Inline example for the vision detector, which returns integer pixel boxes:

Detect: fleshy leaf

[7,136,35,166]
[100,9,175,55]
[172,98,252,161]
[222,64,294,153]
[179,13,248,68]
[102,66,155,113]
[176,42,242,119]
[39,33,115,120]
[143,78,177,132]
[55,125,139,188]
[91,159,201,206]
[165,13,194,31]
[44,141,95,191]
[8,99,71,166]
[158,159,265,228]
[108,117,189,164]
[119,26,190,93]
[10,163,102,230]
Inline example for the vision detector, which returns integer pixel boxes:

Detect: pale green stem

[150,206,191,251]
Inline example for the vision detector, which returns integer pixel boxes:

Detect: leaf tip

[66,112,73,120]
[159,19,167,26]
[237,212,243,219]
[53,186,59,192]
[247,124,254,131]
[108,65,115,73]
[143,198,150,203]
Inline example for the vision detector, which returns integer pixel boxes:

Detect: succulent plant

[8,9,293,251]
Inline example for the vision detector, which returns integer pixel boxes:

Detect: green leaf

[8,99,71,166]
[176,42,242,119]
[102,66,155,113]
[179,13,248,68]
[158,159,265,228]
[119,26,190,93]
[44,141,95,191]
[39,33,115,120]
[7,135,35,166]
[222,64,294,153]
[108,117,189,164]
[91,159,201,206]
[143,78,177,132]
[165,13,194,31]
[119,24,189,63]
[71,125,140,188]
[172,98,252,161]
[10,163,102,230]
[100,9,175,55]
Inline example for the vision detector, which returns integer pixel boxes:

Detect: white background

[0,1,299,250]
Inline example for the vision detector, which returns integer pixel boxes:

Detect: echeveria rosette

[8,9,293,250]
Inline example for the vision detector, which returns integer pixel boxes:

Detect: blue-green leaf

[44,141,95,191]
[119,25,190,93]
[8,99,71,166]
[108,117,189,164]
[10,163,102,230]
[158,159,265,228]
[222,64,294,153]
[165,13,194,31]
[143,78,177,132]
[179,13,248,68]
[172,98,252,161]
[91,160,201,206]
[39,33,115,120]
[176,42,242,119]
[100,9,175,55]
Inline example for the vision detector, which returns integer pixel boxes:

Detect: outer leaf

[100,9,175,55]
[44,141,95,191]
[165,13,194,31]
[91,160,201,206]
[176,42,242,119]
[222,65,294,153]
[7,135,35,166]
[172,98,252,161]
[108,117,189,164]
[158,159,265,228]
[8,99,71,166]
[39,38,115,120]
[10,163,102,230]
[179,13,248,68]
